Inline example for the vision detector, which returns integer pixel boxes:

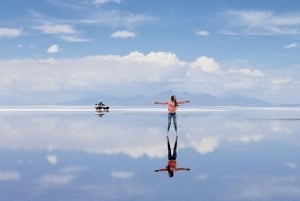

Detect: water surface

[0,106,300,201]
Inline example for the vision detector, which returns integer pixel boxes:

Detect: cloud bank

[1,51,298,103]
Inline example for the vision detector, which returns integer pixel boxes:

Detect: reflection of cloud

[196,174,209,181]
[190,137,220,154]
[284,42,297,49]
[39,174,74,186]
[111,171,134,179]
[271,122,291,134]
[38,166,87,186]
[228,134,263,143]
[46,154,58,165]
[0,108,299,157]
[285,162,296,169]
[236,176,300,200]
[0,115,166,158]
[80,182,151,200]
[0,170,21,181]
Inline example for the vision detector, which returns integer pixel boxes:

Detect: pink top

[155,160,190,172]
[164,101,187,113]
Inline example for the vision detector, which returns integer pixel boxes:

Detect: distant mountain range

[62,90,274,106]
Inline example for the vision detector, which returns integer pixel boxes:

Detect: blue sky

[1,0,300,104]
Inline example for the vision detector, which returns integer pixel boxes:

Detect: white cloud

[271,123,291,134]
[236,176,300,200]
[190,137,220,154]
[228,68,264,77]
[196,174,209,181]
[60,35,90,42]
[82,10,157,28]
[189,56,220,73]
[35,23,76,34]
[0,51,298,103]
[110,30,137,38]
[39,174,73,185]
[111,171,134,179]
[93,0,122,4]
[285,162,296,169]
[271,78,293,90]
[47,44,60,53]
[46,154,58,165]
[284,42,297,48]
[223,10,300,35]
[0,113,167,158]
[228,134,263,143]
[0,27,22,38]
[0,170,21,181]
[196,30,210,36]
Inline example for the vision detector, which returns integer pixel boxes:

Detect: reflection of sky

[0,106,300,201]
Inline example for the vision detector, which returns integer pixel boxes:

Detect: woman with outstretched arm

[154,95,190,135]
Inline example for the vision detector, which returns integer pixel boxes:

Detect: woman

[155,136,190,177]
[154,95,190,134]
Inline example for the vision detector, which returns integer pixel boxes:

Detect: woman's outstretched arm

[154,101,168,104]
[177,100,190,104]
[154,168,168,172]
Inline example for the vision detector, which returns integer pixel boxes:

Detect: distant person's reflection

[155,136,190,177]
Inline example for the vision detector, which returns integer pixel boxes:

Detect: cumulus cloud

[47,44,60,53]
[0,27,22,38]
[0,51,298,103]
[189,56,220,73]
[110,30,137,38]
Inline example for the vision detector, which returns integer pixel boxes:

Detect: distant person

[155,136,190,177]
[154,95,190,135]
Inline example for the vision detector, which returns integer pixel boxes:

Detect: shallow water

[0,106,300,201]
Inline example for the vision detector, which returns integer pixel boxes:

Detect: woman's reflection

[155,136,190,177]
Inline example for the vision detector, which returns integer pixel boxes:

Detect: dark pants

[167,112,177,132]
[168,138,177,160]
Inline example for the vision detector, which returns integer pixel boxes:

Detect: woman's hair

[171,95,178,106]
[168,171,174,177]
[167,166,174,177]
